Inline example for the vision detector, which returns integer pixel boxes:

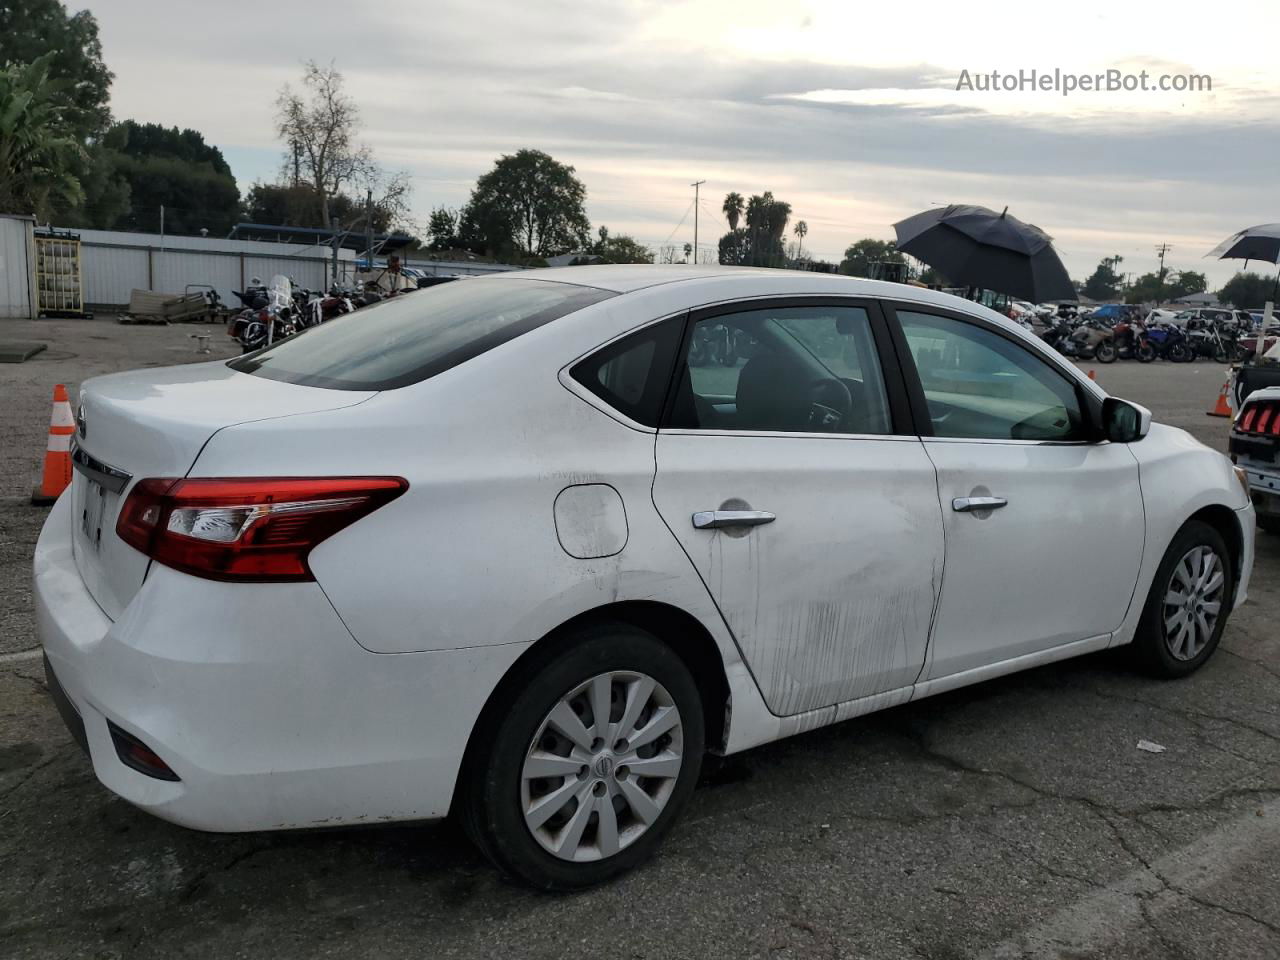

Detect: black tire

[1168,342,1193,363]
[1137,342,1157,363]
[1213,344,1229,364]
[1095,340,1117,363]
[461,623,705,890]
[1130,520,1234,678]
[1258,515,1280,535]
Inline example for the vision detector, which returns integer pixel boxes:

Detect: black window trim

[881,300,1106,444]
[558,309,691,434]
[657,295,918,439]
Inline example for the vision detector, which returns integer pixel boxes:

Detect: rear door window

[231,278,613,390]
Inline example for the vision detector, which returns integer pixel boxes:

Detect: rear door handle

[692,510,776,530]
[952,496,1008,512]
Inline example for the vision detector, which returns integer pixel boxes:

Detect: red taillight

[1241,406,1258,431]
[116,477,407,582]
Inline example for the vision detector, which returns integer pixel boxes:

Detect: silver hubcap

[1162,545,1225,661]
[521,671,683,862]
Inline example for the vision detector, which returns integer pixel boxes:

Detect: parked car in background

[1170,307,1249,329]
[1231,386,1280,533]
[36,267,1254,889]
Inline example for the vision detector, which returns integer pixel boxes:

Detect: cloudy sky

[87,0,1280,287]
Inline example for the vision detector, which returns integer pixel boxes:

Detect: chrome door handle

[952,496,1008,512]
[692,510,776,530]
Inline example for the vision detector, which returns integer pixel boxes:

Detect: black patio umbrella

[893,204,1076,302]
[1207,223,1280,299]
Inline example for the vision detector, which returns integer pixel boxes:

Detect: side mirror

[1102,397,1151,443]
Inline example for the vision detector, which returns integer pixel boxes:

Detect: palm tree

[0,54,85,219]
[794,220,808,260]
[722,192,744,232]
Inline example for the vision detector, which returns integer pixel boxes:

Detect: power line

[662,199,695,247]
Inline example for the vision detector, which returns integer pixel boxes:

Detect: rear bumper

[34,494,528,832]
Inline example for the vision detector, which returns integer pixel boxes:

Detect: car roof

[487,264,1024,319]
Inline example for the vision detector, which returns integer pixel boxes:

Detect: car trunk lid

[70,361,375,619]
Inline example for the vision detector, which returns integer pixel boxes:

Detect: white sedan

[35,266,1254,889]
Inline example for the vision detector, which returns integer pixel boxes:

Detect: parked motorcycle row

[226,274,405,353]
[1015,304,1251,365]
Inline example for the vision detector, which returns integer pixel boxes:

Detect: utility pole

[365,189,374,284]
[1155,243,1172,303]
[690,180,705,265]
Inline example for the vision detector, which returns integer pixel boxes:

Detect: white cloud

[86,0,1280,287]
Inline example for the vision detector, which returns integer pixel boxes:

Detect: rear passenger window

[570,317,684,427]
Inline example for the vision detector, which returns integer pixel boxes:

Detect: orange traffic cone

[32,384,75,505]
[1207,376,1233,418]
[1087,369,1096,380]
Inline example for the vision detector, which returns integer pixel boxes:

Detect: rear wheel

[461,624,704,890]
[1094,340,1117,363]
[1168,342,1193,363]
[1131,521,1234,678]
[1137,342,1157,363]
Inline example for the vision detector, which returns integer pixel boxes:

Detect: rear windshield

[229,278,613,390]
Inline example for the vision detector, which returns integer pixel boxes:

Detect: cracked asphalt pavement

[1,321,1277,959]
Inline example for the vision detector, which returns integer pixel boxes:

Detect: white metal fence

[76,229,355,310]
[0,223,525,318]
[0,214,36,319]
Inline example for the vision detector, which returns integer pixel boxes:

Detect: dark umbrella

[1207,223,1280,299]
[893,204,1076,302]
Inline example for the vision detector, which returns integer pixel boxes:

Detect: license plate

[80,478,107,552]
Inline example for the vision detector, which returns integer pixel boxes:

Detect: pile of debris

[118,289,223,325]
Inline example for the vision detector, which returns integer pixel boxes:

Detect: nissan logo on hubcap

[593,756,614,778]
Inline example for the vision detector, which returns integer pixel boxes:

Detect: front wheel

[461,624,705,889]
[1131,521,1234,678]
[1094,340,1117,363]
[1137,342,1157,363]
[1168,342,1193,363]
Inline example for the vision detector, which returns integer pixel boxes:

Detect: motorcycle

[228,275,299,353]
[1185,317,1246,363]
[1144,322,1194,362]
[1112,320,1156,362]
[306,286,356,327]
[1056,318,1116,362]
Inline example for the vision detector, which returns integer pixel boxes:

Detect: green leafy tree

[0,0,112,141]
[592,226,653,264]
[426,207,460,250]
[82,121,240,234]
[1083,256,1124,300]
[1123,269,1209,304]
[459,149,591,258]
[242,182,394,234]
[716,190,792,267]
[721,192,744,231]
[838,238,902,278]
[0,53,85,219]
[793,220,808,259]
[1218,272,1277,309]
